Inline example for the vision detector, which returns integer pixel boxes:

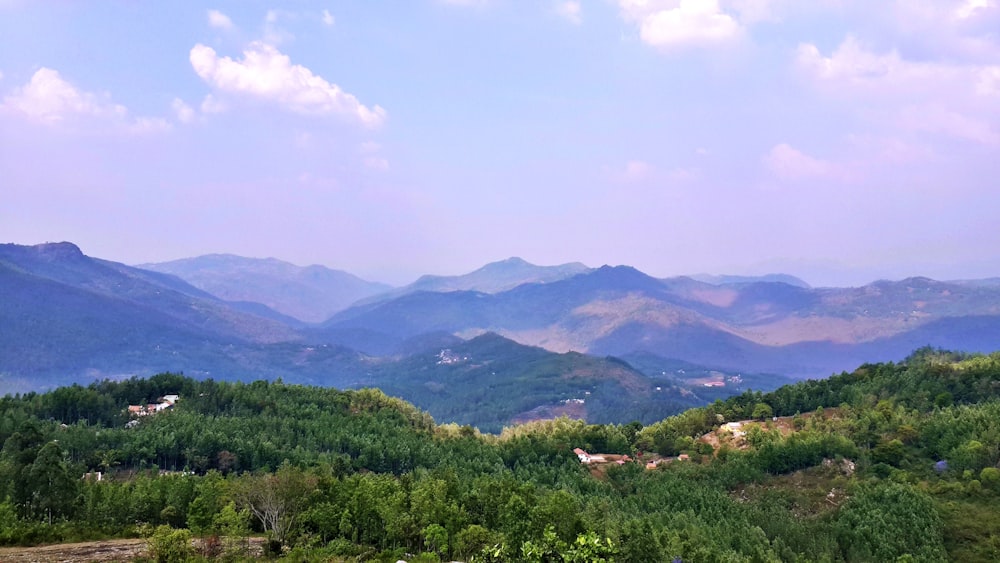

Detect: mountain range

[138,254,391,323]
[320,265,1000,377]
[3,241,999,428]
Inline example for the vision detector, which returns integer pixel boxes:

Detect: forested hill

[2,352,1000,561]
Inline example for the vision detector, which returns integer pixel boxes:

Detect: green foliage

[1,354,999,560]
[520,525,617,563]
[454,524,496,560]
[0,500,18,544]
[834,482,946,561]
[146,525,193,563]
[752,402,774,421]
[422,523,448,556]
[979,467,1000,489]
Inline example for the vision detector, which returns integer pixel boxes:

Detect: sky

[1,0,999,287]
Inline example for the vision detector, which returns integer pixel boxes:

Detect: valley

[4,242,1000,432]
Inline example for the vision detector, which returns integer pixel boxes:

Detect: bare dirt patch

[0,538,147,562]
[0,537,266,562]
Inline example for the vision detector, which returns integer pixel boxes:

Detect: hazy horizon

[3,1,999,287]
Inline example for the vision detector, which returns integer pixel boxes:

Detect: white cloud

[200,93,226,114]
[797,35,1000,145]
[189,41,387,128]
[620,0,742,50]
[207,9,234,30]
[2,68,125,124]
[764,143,833,181]
[956,0,994,19]
[360,140,381,153]
[556,1,582,24]
[795,36,957,91]
[1,68,170,133]
[171,98,195,123]
[322,9,335,26]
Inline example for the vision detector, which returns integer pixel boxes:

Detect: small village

[126,394,179,417]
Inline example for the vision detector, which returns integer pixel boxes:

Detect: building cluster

[573,448,636,466]
[127,394,179,417]
[436,349,468,365]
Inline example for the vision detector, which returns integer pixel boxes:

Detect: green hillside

[1,350,999,561]
[368,333,712,432]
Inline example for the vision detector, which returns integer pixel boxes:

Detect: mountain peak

[139,254,391,323]
[499,256,530,265]
[478,257,535,272]
[34,241,85,259]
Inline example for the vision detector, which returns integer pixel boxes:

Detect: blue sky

[2,1,999,286]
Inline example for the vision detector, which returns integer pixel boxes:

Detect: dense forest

[2,348,1000,561]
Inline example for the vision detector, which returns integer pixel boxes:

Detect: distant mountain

[689,273,811,288]
[0,243,304,386]
[357,257,591,306]
[6,242,1000,418]
[949,277,1000,288]
[0,242,783,425]
[323,266,1000,378]
[409,257,591,293]
[139,254,392,323]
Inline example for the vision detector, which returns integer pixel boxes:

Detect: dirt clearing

[0,538,148,562]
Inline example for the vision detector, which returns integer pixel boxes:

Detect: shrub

[146,525,193,563]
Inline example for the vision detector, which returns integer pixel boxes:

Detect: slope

[0,243,302,386]
[354,256,591,307]
[325,265,1000,378]
[139,254,391,323]
[367,332,706,432]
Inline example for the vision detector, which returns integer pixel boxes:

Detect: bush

[834,482,946,561]
[980,467,1000,490]
[146,525,193,563]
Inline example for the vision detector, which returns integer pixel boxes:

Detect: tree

[28,441,77,524]
[235,464,316,547]
[423,523,449,557]
[454,524,495,560]
[187,471,226,535]
[214,501,251,559]
[0,423,45,519]
[751,403,773,421]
